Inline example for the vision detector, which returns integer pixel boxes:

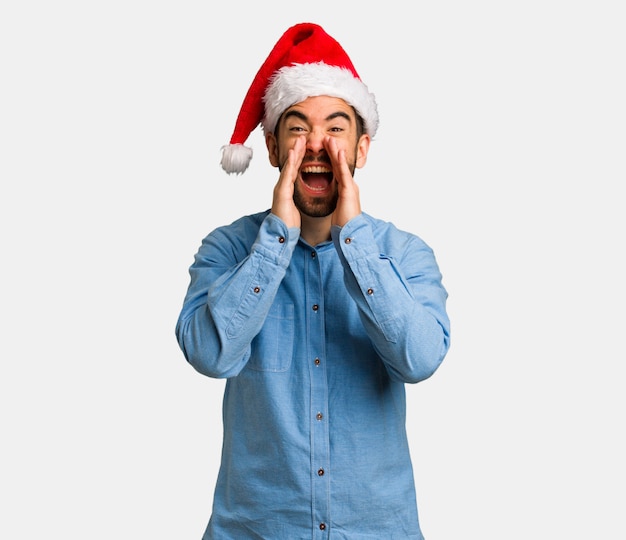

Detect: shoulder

[208,210,270,241]
[362,212,431,251]
[197,210,270,261]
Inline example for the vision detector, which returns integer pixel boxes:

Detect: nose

[305,129,326,154]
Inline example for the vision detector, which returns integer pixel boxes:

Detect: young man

[176,22,451,539]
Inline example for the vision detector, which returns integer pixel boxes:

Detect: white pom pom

[220,144,253,175]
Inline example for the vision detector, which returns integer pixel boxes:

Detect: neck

[300,214,332,246]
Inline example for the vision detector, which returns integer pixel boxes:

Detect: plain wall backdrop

[1,1,624,538]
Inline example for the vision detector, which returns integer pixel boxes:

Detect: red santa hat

[220,22,379,175]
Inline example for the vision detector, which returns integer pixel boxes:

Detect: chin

[295,199,336,218]
[294,187,338,216]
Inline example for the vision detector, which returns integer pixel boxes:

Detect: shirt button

[367,288,374,295]
[314,358,321,366]
[319,523,326,530]
[311,251,316,258]
[316,412,323,420]
[317,468,325,476]
[312,304,319,311]
[278,236,285,244]
[344,237,352,244]
[253,286,261,293]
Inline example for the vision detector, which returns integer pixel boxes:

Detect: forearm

[176,214,299,378]
[332,218,450,383]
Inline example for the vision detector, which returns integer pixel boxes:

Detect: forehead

[284,95,356,122]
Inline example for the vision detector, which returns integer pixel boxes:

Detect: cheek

[270,141,289,169]
[336,136,360,159]
[276,149,291,171]
[343,143,360,167]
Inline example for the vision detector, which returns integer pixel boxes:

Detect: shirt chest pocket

[247,303,294,372]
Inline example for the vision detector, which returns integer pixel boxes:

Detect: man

[176,22,451,539]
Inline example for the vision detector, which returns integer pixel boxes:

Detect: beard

[293,184,339,218]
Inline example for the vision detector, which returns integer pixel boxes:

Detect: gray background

[2,1,624,538]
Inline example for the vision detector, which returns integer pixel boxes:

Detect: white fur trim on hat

[261,62,379,137]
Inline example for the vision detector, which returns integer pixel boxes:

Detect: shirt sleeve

[176,213,300,378]
[331,215,451,383]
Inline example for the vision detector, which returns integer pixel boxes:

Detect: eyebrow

[283,110,353,124]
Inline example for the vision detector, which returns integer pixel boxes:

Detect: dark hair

[354,110,366,138]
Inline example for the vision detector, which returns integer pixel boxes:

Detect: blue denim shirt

[176,211,450,539]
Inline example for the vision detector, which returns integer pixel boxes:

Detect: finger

[275,136,305,197]
[324,137,352,188]
[284,135,306,179]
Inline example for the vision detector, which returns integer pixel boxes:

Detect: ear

[265,133,280,168]
[355,133,371,169]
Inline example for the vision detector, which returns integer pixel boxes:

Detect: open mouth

[301,165,333,192]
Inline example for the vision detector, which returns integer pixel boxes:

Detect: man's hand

[326,136,361,228]
[271,136,306,229]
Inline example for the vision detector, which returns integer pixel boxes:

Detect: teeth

[301,166,331,174]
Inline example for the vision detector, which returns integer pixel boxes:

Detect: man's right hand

[271,135,306,229]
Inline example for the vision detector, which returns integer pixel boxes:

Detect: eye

[329,126,344,133]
